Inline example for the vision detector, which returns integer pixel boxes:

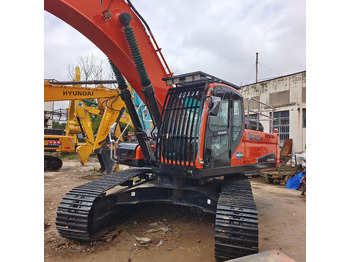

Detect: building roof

[241,70,306,88]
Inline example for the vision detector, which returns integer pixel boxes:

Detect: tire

[49,157,63,171]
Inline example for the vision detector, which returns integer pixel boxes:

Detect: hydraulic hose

[118,12,161,127]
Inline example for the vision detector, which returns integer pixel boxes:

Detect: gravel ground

[44,159,305,262]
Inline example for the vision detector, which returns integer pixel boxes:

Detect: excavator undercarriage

[56,167,258,260]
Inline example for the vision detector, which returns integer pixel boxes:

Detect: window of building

[272,110,289,141]
[303,108,306,128]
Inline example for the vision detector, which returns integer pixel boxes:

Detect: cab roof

[162,71,241,90]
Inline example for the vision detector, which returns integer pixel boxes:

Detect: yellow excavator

[44,67,134,172]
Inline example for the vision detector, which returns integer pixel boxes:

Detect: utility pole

[256,52,259,83]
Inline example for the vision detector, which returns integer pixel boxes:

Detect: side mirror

[208,96,221,116]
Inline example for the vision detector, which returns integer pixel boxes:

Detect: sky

[44,0,306,87]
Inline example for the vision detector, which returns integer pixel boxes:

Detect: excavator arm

[44,0,172,109]
[45,0,175,164]
[76,95,133,168]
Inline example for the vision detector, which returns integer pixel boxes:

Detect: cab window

[232,100,242,141]
[208,99,229,131]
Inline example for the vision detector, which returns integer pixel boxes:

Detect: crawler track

[215,174,259,260]
[56,169,259,260]
[56,167,153,241]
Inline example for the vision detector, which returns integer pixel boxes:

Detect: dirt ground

[44,158,306,262]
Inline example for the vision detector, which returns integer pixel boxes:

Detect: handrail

[246,97,276,133]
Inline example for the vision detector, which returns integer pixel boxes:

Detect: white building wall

[240,71,306,154]
[44,101,54,128]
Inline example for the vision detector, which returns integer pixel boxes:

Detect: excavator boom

[44,80,119,101]
[45,0,172,108]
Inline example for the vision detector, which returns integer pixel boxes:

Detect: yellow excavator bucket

[76,144,94,166]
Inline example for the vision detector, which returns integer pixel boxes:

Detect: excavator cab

[155,71,245,176]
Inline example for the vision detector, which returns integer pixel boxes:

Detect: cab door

[204,88,244,169]
[204,92,231,168]
[230,94,244,161]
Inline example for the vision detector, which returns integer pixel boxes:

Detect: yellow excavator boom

[44,81,119,101]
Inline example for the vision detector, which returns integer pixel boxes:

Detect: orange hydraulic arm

[44,0,172,109]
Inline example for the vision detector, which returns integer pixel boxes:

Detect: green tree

[52,121,66,129]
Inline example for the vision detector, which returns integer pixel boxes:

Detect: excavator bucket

[76,145,93,166]
[95,145,119,174]
[77,144,118,173]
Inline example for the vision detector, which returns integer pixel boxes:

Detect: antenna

[256,52,259,83]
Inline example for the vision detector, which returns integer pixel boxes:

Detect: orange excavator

[45,0,280,260]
